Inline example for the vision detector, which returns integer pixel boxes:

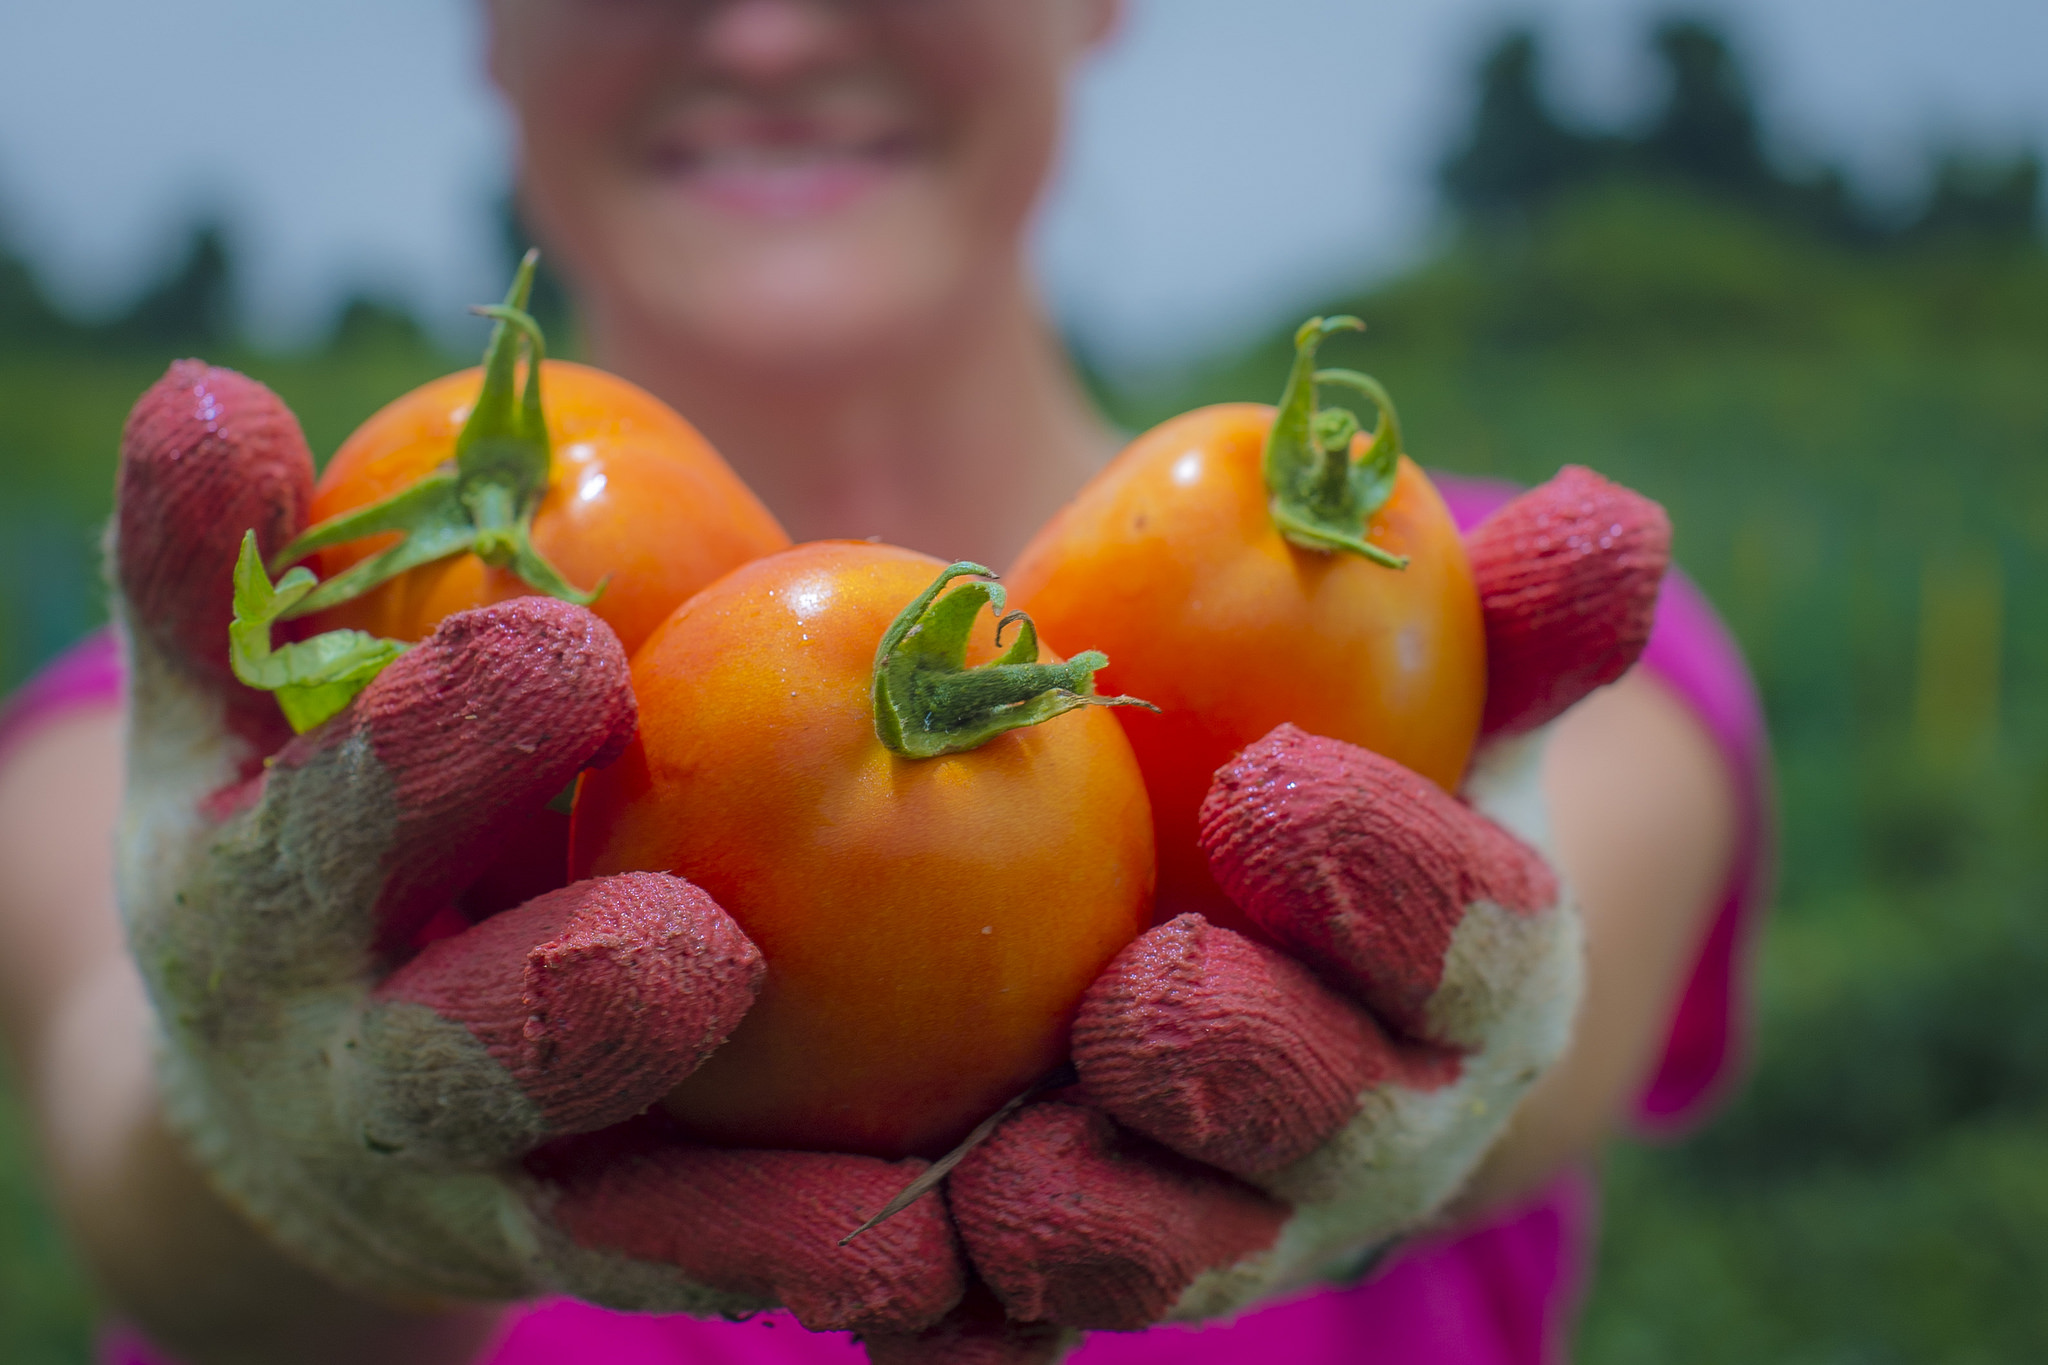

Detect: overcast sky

[1,0,2044,370]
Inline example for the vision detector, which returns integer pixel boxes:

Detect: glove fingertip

[550,1143,967,1335]
[1073,914,1394,1176]
[268,598,638,951]
[948,1103,1286,1332]
[1468,465,1671,737]
[368,872,763,1150]
[1198,725,1558,1042]
[116,360,314,699]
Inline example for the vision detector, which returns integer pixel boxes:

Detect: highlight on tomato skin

[1006,367,1486,933]
[303,360,789,658]
[569,541,1156,1160]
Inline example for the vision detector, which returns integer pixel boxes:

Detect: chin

[625,231,975,376]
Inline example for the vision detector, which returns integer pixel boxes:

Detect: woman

[0,2,1767,1361]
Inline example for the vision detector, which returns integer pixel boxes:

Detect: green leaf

[227,531,407,733]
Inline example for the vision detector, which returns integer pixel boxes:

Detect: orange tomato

[1006,403,1485,932]
[570,542,1155,1159]
[304,361,788,656]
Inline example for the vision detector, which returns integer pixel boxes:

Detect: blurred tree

[1638,19,1867,240]
[0,187,83,352]
[0,240,77,352]
[98,221,237,352]
[1638,19,1773,201]
[326,293,431,354]
[1907,150,2043,242]
[1440,30,1614,222]
[1443,17,1897,244]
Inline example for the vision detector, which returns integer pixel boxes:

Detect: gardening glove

[111,361,971,1334]
[893,468,1667,1358]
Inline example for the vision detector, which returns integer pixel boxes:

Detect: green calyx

[227,531,406,732]
[267,249,602,619]
[873,562,1156,760]
[1262,315,1410,569]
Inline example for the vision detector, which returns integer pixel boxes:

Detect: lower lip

[659,154,902,220]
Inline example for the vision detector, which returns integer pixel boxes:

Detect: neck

[585,268,1116,570]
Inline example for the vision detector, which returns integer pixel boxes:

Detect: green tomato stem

[872,562,1156,760]
[269,249,599,618]
[1261,315,1411,569]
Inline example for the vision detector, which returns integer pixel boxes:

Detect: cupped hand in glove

[110,361,974,1336]
[877,467,1670,1361]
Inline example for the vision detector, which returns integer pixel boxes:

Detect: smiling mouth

[650,130,922,219]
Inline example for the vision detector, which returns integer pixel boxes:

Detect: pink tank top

[7,476,1771,1365]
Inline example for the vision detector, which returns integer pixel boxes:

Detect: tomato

[304,360,787,657]
[238,259,793,925]
[569,542,1155,1159]
[1006,319,1485,932]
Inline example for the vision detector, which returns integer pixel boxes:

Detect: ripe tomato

[1006,320,1484,932]
[570,542,1155,1159]
[303,360,787,657]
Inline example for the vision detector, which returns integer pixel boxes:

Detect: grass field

[3,179,2044,1360]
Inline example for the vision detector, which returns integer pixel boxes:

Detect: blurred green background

[4,19,2044,1363]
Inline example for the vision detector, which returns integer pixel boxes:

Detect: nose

[697,0,855,86]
